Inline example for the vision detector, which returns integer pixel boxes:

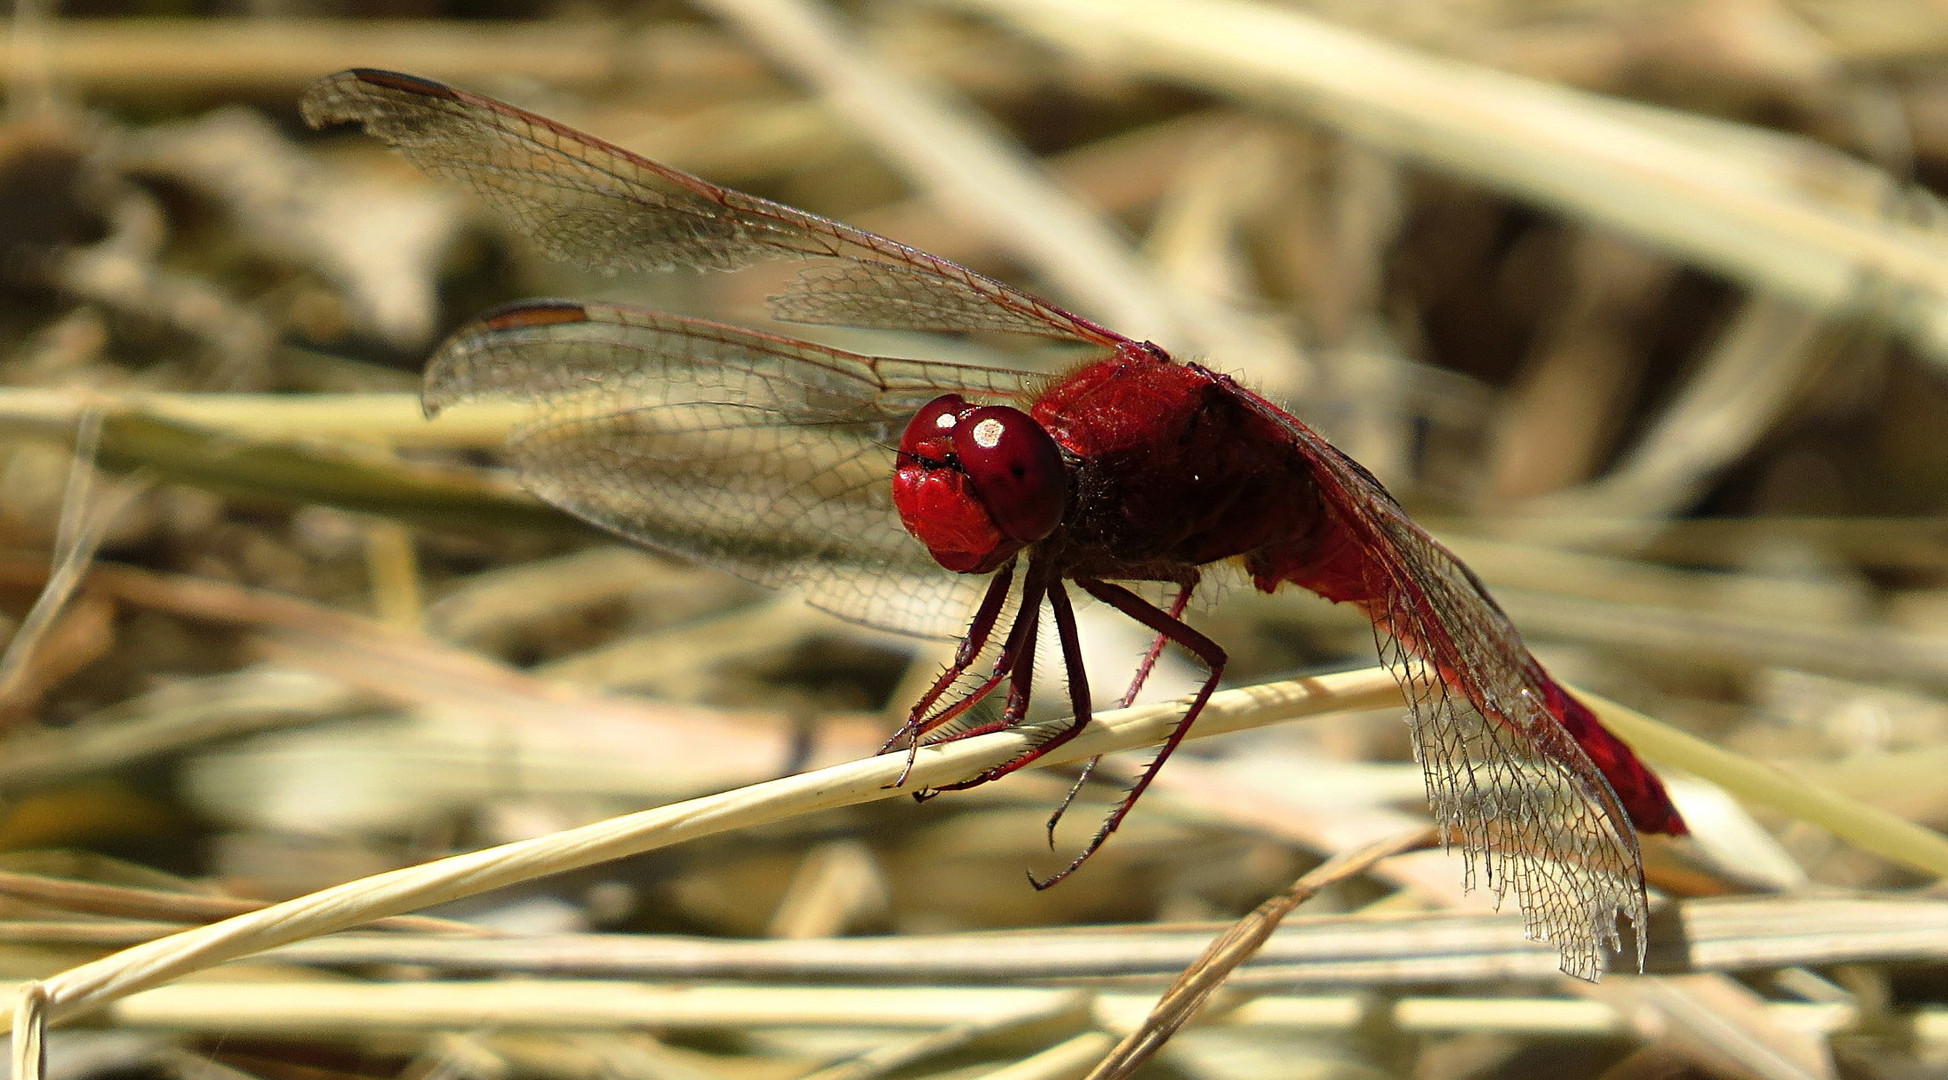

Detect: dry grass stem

[0,870,478,934]
[1497,590,1948,686]
[22,670,1401,1025]
[26,981,1877,1042]
[794,990,1089,1080]
[0,667,362,791]
[11,983,45,1080]
[1585,689,1948,878]
[5,894,1937,982]
[0,410,140,704]
[1084,827,1440,1080]
[1581,974,1836,1080]
[0,388,521,449]
[0,20,726,94]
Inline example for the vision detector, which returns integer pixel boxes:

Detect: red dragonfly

[303,69,1685,979]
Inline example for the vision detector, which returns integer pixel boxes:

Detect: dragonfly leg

[928,574,1093,793]
[884,562,1016,785]
[915,572,1050,750]
[1029,577,1226,890]
[904,572,1045,798]
[1048,577,1198,844]
[1123,579,1198,706]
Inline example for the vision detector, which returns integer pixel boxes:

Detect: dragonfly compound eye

[953,405,1067,545]
[898,394,969,460]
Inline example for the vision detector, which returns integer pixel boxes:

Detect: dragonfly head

[894,394,1068,575]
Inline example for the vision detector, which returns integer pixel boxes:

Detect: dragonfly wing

[511,403,989,638]
[1363,511,1647,981]
[422,300,1042,416]
[769,260,1115,341]
[1237,393,1650,981]
[426,300,1036,639]
[301,69,1124,346]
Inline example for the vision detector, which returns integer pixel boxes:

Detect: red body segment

[1055,348,1684,837]
[1032,345,1324,574]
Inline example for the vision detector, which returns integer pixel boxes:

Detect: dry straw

[12,670,1404,1070]
[13,669,1948,1077]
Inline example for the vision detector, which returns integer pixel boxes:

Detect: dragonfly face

[894,394,1067,575]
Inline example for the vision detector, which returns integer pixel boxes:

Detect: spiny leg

[1123,579,1198,706]
[887,560,1016,749]
[885,561,1016,785]
[907,572,1047,800]
[1049,577,1198,842]
[1031,577,1226,890]
[929,574,1094,792]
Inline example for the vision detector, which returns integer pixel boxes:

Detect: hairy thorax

[1032,347,1325,582]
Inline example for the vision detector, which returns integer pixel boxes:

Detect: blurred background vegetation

[3,0,1948,1078]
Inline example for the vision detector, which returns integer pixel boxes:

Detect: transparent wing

[425,300,1043,639]
[301,69,1125,346]
[1237,394,1649,981]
